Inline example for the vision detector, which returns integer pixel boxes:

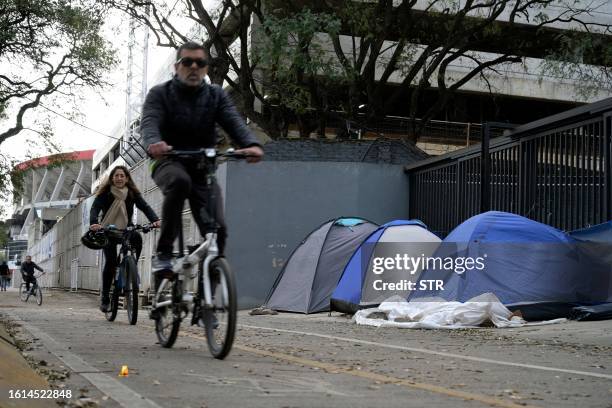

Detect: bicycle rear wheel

[105,281,120,321]
[19,283,28,302]
[124,256,139,325]
[35,286,43,306]
[202,258,236,359]
[154,278,181,348]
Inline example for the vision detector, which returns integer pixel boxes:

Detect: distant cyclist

[141,41,263,283]
[90,165,161,312]
[21,256,44,294]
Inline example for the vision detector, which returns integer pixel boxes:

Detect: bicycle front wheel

[35,286,43,306]
[124,256,139,325]
[19,283,28,302]
[154,278,180,348]
[202,258,237,359]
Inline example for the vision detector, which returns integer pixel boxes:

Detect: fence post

[70,258,79,292]
[605,114,612,220]
[480,123,491,212]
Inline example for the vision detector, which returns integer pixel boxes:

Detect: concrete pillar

[50,166,67,201]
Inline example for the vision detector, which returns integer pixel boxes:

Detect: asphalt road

[0,289,611,408]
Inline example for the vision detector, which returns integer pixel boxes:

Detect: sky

[1,0,219,167]
[0,8,179,219]
[2,14,177,160]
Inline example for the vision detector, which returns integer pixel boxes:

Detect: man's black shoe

[198,314,219,329]
[149,308,160,320]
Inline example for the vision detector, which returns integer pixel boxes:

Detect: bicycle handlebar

[100,223,159,234]
[163,148,248,160]
[23,271,45,277]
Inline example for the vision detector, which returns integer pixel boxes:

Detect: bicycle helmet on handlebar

[81,230,109,250]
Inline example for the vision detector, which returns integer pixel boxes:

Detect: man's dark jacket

[89,190,159,226]
[140,76,261,151]
[0,263,9,276]
[21,261,42,276]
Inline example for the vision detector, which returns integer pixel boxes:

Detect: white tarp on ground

[354,293,566,329]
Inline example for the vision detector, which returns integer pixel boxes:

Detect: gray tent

[264,217,378,313]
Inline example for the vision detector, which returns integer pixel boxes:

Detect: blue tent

[570,221,612,244]
[330,220,441,314]
[567,221,612,321]
[409,212,612,320]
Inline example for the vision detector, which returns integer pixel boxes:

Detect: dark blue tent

[570,221,612,244]
[409,212,612,320]
[331,220,441,314]
[567,221,612,321]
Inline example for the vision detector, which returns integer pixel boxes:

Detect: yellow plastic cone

[119,365,129,377]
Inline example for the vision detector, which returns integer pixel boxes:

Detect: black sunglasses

[177,57,209,68]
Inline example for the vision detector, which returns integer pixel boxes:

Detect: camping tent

[409,211,612,320]
[264,217,378,313]
[570,221,612,243]
[568,221,612,321]
[330,220,441,314]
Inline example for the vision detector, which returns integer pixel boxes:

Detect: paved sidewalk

[0,289,611,408]
[0,301,55,408]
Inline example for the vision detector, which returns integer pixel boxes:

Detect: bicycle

[151,148,243,359]
[19,272,45,306]
[99,223,157,325]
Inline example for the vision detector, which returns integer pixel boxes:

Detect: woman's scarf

[100,186,129,230]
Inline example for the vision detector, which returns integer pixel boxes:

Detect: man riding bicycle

[141,41,263,300]
[21,255,44,294]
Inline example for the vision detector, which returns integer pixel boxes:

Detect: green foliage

[106,0,612,141]
[0,0,116,213]
[0,0,116,139]
[540,29,612,100]
[253,8,344,114]
[336,1,376,40]
[0,221,7,257]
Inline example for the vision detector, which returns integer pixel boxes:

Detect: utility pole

[123,6,150,167]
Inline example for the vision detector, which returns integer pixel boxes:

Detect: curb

[0,318,54,407]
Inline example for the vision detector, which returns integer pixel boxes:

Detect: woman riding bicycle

[90,165,161,312]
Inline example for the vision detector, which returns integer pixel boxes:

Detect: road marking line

[6,312,162,408]
[238,323,612,381]
[176,329,537,408]
[236,344,538,408]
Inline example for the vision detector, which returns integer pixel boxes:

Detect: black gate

[406,98,612,237]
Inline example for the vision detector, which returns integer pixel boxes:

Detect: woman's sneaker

[100,296,110,313]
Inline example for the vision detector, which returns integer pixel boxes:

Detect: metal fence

[406,98,612,237]
[328,114,505,146]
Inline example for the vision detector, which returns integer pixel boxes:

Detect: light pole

[70,179,90,193]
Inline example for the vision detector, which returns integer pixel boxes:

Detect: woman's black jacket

[89,190,159,226]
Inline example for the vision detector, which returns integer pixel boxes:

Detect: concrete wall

[26,159,411,308]
[223,161,410,308]
[27,198,101,291]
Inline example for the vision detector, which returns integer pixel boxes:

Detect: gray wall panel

[225,161,410,308]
